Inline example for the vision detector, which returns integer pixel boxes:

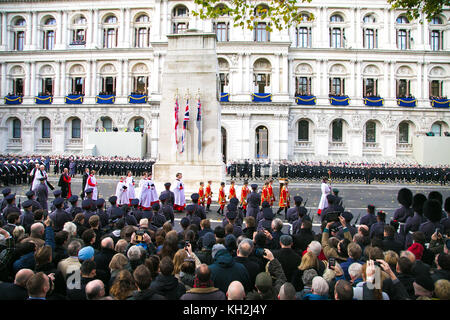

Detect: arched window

[365,121,376,142]
[136,14,149,23]
[298,120,309,141]
[100,117,112,132]
[399,122,409,143]
[14,18,26,26]
[103,15,118,48]
[72,15,87,44]
[104,15,117,24]
[332,120,343,142]
[256,126,268,158]
[72,118,81,138]
[330,14,344,23]
[431,123,442,136]
[12,17,26,51]
[45,18,56,25]
[396,16,409,24]
[134,14,150,47]
[42,118,51,138]
[134,118,144,132]
[363,14,376,24]
[12,119,21,139]
[173,5,189,17]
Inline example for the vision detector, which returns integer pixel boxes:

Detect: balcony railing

[68,138,83,145]
[363,142,379,148]
[329,141,346,148]
[8,138,22,144]
[38,138,52,144]
[295,141,312,148]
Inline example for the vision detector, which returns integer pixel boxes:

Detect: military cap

[151,202,160,211]
[423,199,442,223]
[25,190,35,198]
[294,196,303,203]
[53,190,62,197]
[186,204,196,213]
[164,182,171,187]
[159,193,168,201]
[341,211,353,222]
[53,197,64,207]
[85,188,94,194]
[82,199,92,209]
[251,184,258,189]
[2,188,11,196]
[96,198,106,207]
[68,195,79,203]
[226,209,237,220]
[5,194,15,201]
[108,196,117,204]
[263,207,274,220]
[191,193,199,201]
[22,200,33,208]
[180,217,190,227]
[130,199,139,206]
[229,197,239,206]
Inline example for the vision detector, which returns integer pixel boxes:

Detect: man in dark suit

[246,184,260,218]
[160,182,175,207]
[81,168,90,200]
[273,235,302,282]
[36,177,49,213]
[0,268,34,300]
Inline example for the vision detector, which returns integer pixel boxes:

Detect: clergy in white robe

[85,172,98,201]
[116,177,129,206]
[317,178,331,215]
[172,173,186,212]
[126,174,136,202]
[32,166,49,191]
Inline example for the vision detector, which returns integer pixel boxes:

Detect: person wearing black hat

[66,195,83,219]
[286,196,308,224]
[160,182,175,208]
[402,194,428,248]
[159,193,174,224]
[36,177,49,213]
[441,197,450,235]
[191,193,206,221]
[332,188,343,207]
[49,197,73,232]
[185,204,201,228]
[25,190,42,213]
[50,190,69,212]
[20,200,35,234]
[2,193,21,223]
[151,202,166,228]
[257,207,274,233]
[1,188,12,212]
[129,198,143,222]
[419,199,445,242]
[273,235,302,282]
[394,188,414,224]
[223,205,243,238]
[107,196,118,220]
[246,184,260,219]
[369,211,387,239]
[95,198,109,229]
[360,204,377,229]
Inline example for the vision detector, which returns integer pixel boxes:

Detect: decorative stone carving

[330,64,346,74]
[429,66,445,77]
[132,63,148,74]
[295,63,312,74]
[363,65,380,76]
[230,54,239,67]
[100,63,116,74]
[11,66,25,76]
[397,66,412,75]
[69,64,85,75]
[352,114,362,128]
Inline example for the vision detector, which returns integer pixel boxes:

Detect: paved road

[11,174,450,234]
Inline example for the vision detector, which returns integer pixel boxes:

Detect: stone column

[383,61,390,98]
[25,12,32,49]
[61,61,66,96]
[278,115,289,160]
[124,8,130,47]
[54,60,61,97]
[273,53,280,94]
[1,13,7,49]
[85,59,91,97]
[152,52,160,94]
[355,7,361,49]
[117,59,123,97]
[162,0,168,39]
[350,59,356,97]
[245,53,251,93]
[24,62,31,96]
[288,57,295,96]
[122,59,129,96]
[93,9,99,47]
[321,59,328,97]
[92,60,97,96]
[390,61,396,98]
[31,11,38,49]
[423,62,428,100]
[423,18,430,50]
[56,11,63,49]
[22,127,34,153]
[314,129,329,156]
[281,53,288,95]
[389,9,396,49]
[416,62,422,100]
[383,8,390,50]
[30,61,36,97]
[241,114,250,159]
[150,113,159,158]
[237,53,243,94]
[62,11,68,49]
[153,0,161,41]
[86,10,94,48]
[356,60,362,100]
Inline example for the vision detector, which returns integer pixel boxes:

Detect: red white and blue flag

[181,99,189,153]
[196,98,202,155]
[174,97,179,151]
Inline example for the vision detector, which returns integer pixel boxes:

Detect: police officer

[49,197,72,232]
[66,195,83,219]
[246,184,260,218]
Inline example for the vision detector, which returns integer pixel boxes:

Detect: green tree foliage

[192,0,447,31]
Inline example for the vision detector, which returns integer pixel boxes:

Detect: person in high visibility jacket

[228,180,237,200]
[240,180,250,214]
[198,181,205,207]
[261,180,270,206]
[277,180,290,218]
[217,182,226,215]
[268,178,276,206]
[205,180,213,212]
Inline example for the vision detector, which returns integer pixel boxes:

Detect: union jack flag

[181,99,189,153]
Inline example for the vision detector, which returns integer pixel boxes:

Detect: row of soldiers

[53,157,155,177]
[227,160,450,185]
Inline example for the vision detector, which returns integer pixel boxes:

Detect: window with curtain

[71,119,81,138]
[365,121,376,142]
[255,23,269,42]
[296,27,310,48]
[332,120,343,142]
[431,123,442,136]
[298,120,309,141]
[12,119,21,139]
[399,122,409,143]
[42,119,51,138]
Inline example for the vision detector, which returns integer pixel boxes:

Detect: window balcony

[68,138,83,145]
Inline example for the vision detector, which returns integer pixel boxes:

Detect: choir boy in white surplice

[126,172,136,202]
[85,170,98,201]
[172,173,186,212]
[116,177,129,205]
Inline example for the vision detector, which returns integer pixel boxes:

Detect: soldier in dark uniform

[82,199,97,228]
[36,177,49,213]
[66,195,83,219]
[190,193,206,221]
[160,182,175,207]
[130,199,143,223]
[0,188,11,212]
[332,188,343,207]
[151,202,167,228]
[257,207,274,232]
[441,197,450,235]
[49,197,73,232]
[25,190,42,213]
[369,211,386,239]
[286,196,308,224]
[185,204,201,229]
[222,206,243,238]
[419,199,445,242]
[246,184,260,218]
[360,204,377,228]
[402,193,427,248]
[2,193,21,224]
[96,198,109,229]
[20,200,35,234]
[159,193,174,224]
[393,188,414,224]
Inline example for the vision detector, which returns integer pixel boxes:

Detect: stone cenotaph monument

[153,30,225,194]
